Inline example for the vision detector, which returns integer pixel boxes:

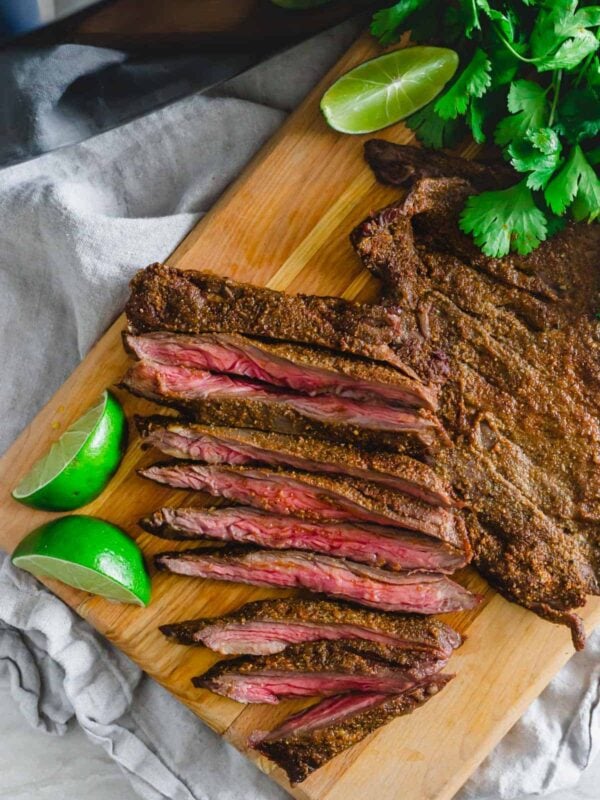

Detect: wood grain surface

[0,30,598,800]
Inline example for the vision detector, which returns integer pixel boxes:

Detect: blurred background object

[0,1,92,42]
[0,0,374,166]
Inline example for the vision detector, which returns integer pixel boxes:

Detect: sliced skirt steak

[250,674,452,784]
[154,546,479,614]
[193,639,447,703]
[142,506,467,572]
[124,331,436,409]
[136,415,456,506]
[138,462,469,550]
[159,596,462,656]
[121,360,441,451]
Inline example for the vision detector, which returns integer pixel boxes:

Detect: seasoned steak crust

[253,674,452,784]
[159,597,462,653]
[125,262,435,375]
[195,638,444,684]
[353,142,600,648]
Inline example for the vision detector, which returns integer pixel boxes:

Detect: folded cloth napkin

[0,20,598,800]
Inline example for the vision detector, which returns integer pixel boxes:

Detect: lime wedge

[12,516,151,606]
[12,391,127,511]
[320,46,459,134]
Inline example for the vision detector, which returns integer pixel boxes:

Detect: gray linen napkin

[1,21,598,800]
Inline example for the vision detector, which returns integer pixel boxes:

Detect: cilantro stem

[548,69,562,128]
[574,51,595,89]
[493,26,539,64]
[470,0,480,32]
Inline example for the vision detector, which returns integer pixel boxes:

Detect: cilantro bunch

[371,0,600,257]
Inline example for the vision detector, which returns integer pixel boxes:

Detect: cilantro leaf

[530,1,568,59]
[494,79,549,146]
[573,8,600,28]
[459,180,548,257]
[370,0,428,45]
[476,0,517,43]
[531,2,600,72]
[528,127,561,155]
[544,144,600,220]
[572,174,600,222]
[508,128,562,189]
[366,0,600,258]
[469,98,487,143]
[538,29,599,71]
[434,48,492,120]
[405,103,467,148]
[555,87,600,143]
[448,0,479,38]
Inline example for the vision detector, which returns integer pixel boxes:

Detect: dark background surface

[0,0,374,166]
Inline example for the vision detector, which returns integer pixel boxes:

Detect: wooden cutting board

[0,30,598,800]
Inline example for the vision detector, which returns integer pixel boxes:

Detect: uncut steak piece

[364,139,515,191]
[136,415,456,507]
[142,506,468,573]
[139,463,469,550]
[159,596,462,656]
[250,675,451,784]
[154,546,479,614]
[192,639,448,703]
[352,142,600,648]
[124,331,437,410]
[120,360,441,452]
[125,262,440,378]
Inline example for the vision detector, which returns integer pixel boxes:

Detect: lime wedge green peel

[12,516,151,606]
[12,390,127,511]
[320,46,459,135]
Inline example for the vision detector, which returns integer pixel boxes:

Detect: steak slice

[154,546,479,614]
[121,360,440,451]
[353,143,600,647]
[138,463,468,549]
[136,415,456,507]
[364,139,515,191]
[142,506,467,573]
[124,331,436,410]
[159,597,462,655]
[192,639,447,703]
[250,675,451,784]
[125,262,430,375]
